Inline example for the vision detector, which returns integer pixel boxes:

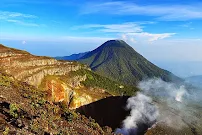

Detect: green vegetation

[88,117,102,130]
[9,103,19,118]
[62,109,78,122]
[0,73,12,87]
[30,120,40,133]
[89,122,101,130]
[70,69,139,96]
[78,40,181,85]
[3,127,9,135]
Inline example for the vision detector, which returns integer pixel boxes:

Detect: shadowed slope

[76,96,130,129]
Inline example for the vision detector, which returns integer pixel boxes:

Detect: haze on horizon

[0,0,202,77]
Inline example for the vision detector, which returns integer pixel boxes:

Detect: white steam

[138,78,188,103]
[116,93,159,135]
[116,78,202,134]
[137,78,202,130]
[175,86,187,102]
[124,93,159,129]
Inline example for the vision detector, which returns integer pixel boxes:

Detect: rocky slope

[0,44,86,86]
[0,72,113,135]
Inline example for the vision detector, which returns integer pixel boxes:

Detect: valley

[0,41,202,135]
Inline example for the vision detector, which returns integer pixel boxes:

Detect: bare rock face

[0,44,109,108]
[44,79,73,103]
[66,75,87,88]
[0,44,85,87]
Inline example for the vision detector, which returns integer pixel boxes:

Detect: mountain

[78,40,181,85]
[186,75,202,88]
[55,52,89,61]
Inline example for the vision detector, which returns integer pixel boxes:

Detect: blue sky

[0,0,202,77]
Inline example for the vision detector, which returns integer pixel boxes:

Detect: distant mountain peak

[78,40,181,85]
[104,39,125,44]
[55,52,89,61]
[98,40,130,49]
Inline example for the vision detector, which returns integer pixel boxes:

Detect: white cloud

[0,11,39,27]
[73,22,143,33]
[73,22,175,43]
[129,38,137,44]
[22,40,26,44]
[123,32,176,42]
[81,2,202,21]
[0,11,37,19]
[7,20,39,27]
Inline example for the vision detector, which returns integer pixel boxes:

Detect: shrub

[89,122,100,130]
[3,127,9,135]
[0,75,11,87]
[30,120,39,133]
[62,110,78,122]
[37,98,46,105]
[9,103,19,118]
[103,126,112,133]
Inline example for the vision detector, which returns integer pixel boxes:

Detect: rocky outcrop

[44,79,74,103]
[66,75,87,88]
[0,44,87,86]
[23,64,83,86]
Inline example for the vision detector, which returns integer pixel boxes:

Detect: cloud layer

[73,22,175,43]
[81,1,202,21]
